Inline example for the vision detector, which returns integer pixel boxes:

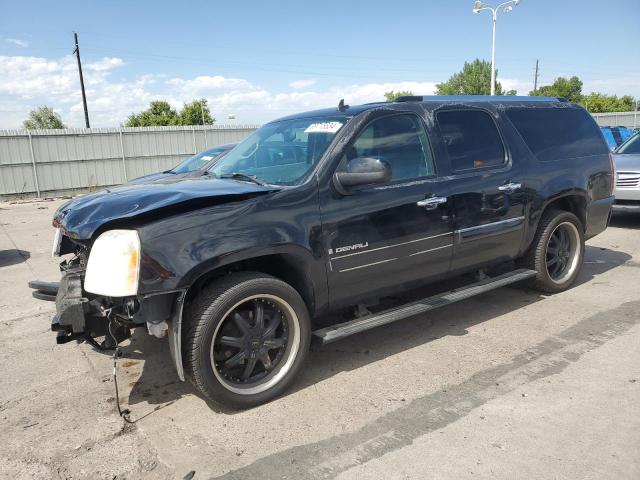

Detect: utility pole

[73,32,90,128]
[533,59,539,94]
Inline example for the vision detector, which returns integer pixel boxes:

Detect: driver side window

[349,114,435,181]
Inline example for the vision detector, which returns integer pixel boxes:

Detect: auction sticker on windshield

[305,121,343,134]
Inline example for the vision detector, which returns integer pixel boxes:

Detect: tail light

[608,153,615,196]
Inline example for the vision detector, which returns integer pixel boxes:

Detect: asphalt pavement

[1,198,638,479]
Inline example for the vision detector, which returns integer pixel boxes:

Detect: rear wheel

[184,272,310,408]
[519,209,585,293]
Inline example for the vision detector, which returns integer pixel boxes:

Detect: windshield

[172,146,229,174]
[616,132,640,155]
[209,116,346,185]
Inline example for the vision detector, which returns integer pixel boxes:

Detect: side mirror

[334,157,392,194]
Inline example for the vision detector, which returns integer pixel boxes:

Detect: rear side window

[436,110,506,172]
[506,107,608,162]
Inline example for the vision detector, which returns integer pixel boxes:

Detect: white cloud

[583,77,640,98]
[86,57,124,72]
[0,56,441,128]
[499,78,532,95]
[167,75,254,95]
[5,38,29,48]
[289,79,317,89]
[3,53,634,129]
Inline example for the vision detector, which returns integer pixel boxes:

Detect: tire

[183,272,311,408]
[518,209,585,293]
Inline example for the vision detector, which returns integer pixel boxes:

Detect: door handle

[417,196,448,210]
[498,182,522,193]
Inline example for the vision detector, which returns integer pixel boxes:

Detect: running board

[312,269,536,345]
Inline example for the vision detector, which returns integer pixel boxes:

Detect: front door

[434,108,527,273]
[320,113,454,308]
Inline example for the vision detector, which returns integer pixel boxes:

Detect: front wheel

[184,272,311,408]
[518,209,585,293]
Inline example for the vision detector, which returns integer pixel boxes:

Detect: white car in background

[613,132,640,212]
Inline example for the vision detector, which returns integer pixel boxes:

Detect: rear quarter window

[506,107,608,162]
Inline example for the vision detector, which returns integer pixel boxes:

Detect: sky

[1,0,639,129]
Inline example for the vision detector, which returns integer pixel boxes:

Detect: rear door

[435,107,528,273]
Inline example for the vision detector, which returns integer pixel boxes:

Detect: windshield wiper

[218,172,268,186]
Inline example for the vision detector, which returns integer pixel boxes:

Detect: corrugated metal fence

[0,125,258,198]
[591,111,639,128]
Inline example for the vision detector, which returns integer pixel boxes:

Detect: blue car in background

[129,143,237,184]
[600,126,634,150]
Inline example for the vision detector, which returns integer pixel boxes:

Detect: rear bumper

[585,195,614,240]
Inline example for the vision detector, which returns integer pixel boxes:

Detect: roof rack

[393,95,564,103]
[394,96,424,103]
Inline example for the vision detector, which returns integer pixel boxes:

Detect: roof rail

[392,95,563,103]
[394,96,424,103]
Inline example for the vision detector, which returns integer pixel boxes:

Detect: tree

[384,90,414,102]
[530,76,583,103]
[582,93,635,113]
[178,98,215,125]
[125,101,179,127]
[125,99,217,127]
[436,59,504,96]
[23,106,66,129]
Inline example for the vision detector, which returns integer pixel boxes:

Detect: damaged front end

[31,252,134,348]
[30,234,186,380]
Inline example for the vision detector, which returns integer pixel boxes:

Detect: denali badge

[329,242,369,255]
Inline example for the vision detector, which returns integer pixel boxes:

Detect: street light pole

[473,0,520,96]
[490,10,497,96]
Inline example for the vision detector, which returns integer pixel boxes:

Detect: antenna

[338,99,349,112]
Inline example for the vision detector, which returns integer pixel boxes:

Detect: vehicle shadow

[609,211,640,230]
[0,249,30,267]
[120,244,631,414]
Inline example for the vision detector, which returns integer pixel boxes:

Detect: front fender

[135,184,326,313]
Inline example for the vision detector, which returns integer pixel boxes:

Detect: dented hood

[53,177,275,240]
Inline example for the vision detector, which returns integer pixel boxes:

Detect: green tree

[530,76,583,103]
[22,106,66,129]
[384,90,414,102]
[125,101,179,127]
[436,59,504,96]
[178,98,215,125]
[582,93,635,113]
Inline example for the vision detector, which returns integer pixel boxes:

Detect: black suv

[32,96,614,408]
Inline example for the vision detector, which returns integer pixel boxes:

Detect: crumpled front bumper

[30,272,108,344]
[29,272,186,380]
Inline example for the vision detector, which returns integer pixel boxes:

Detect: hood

[128,169,210,185]
[613,154,640,172]
[54,177,276,240]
